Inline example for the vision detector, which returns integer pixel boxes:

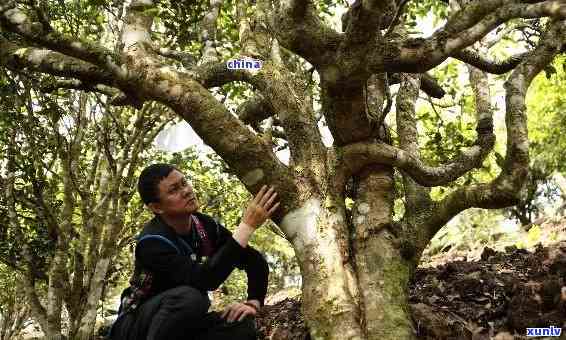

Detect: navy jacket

[129,212,269,306]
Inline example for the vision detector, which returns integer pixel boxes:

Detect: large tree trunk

[351,166,415,340]
[282,173,416,340]
[283,198,364,340]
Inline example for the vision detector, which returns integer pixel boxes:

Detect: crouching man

[110,163,279,340]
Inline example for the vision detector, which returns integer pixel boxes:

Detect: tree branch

[191,61,254,88]
[0,4,121,74]
[237,0,272,58]
[131,58,297,218]
[0,37,116,87]
[341,56,497,185]
[425,18,566,239]
[22,270,49,333]
[389,73,446,98]
[120,0,154,51]
[151,45,196,67]
[272,0,341,68]
[200,0,223,64]
[396,74,433,216]
[371,0,566,73]
[485,23,529,49]
[3,125,50,331]
[39,79,133,106]
[339,135,493,187]
[341,0,392,45]
[247,62,326,168]
[451,49,529,74]
[236,94,275,125]
[30,0,53,33]
[18,85,62,243]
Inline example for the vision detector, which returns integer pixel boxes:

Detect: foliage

[0,263,30,340]
[0,67,174,338]
[500,56,566,225]
[425,209,506,257]
[406,0,448,29]
[527,57,566,174]
[0,71,59,275]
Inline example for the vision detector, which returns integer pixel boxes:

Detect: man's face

[148,169,199,216]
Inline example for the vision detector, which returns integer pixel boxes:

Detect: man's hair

[137,163,179,205]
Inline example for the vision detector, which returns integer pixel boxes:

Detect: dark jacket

[122,212,269,312]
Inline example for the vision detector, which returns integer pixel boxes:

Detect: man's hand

[242,185,279,229]
[233,185,279,247]
[220,300,260,322]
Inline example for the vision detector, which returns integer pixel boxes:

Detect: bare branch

[236,94,275,125]
[67,93,90,202]
[248,62,326,168]
[451,49,529,74]
[39,79,133,106]
[191,61,254,88]
[341,0,391,45]
[0,38,116,87]
[22,271,49,333]
[372,0,566,73]
[389,73,446,98]
[339,136,493,187]
[237,0,271,58]
[396,74,432,216]
[0,5,121,73]
[485,23,529,49]
[115,109,146,180]
[200,0,223,64]
[151,45,196,67]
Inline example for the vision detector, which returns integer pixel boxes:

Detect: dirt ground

[255,241,566,340]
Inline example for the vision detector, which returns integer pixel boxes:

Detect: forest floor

[256,218,566,340]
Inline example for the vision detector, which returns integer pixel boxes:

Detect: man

[110,163,279,340]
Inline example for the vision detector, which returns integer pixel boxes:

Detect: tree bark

[351,166,415,340]
[281,198,364,340]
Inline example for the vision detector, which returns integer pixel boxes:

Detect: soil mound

[255,242,566,339]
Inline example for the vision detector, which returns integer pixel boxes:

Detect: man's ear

[148,202,163,214]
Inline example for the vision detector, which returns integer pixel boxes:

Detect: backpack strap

[137,234,181,254]
[177,236,195,255]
